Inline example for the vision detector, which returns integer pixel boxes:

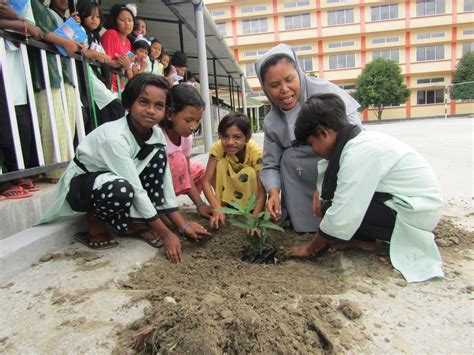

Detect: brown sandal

[74,232,118,250]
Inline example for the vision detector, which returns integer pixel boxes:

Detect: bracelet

[179,222,190,237]
[196,201,207,208]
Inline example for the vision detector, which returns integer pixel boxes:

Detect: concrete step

[0,183,58,240]
[0,215,84,283]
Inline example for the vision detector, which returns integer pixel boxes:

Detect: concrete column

[240,74,247,113]
[193,0,213,151]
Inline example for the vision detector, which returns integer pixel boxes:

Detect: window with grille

[329,53,356,69]
[416,0,445,16]
[241,5,267,14]
[245,63,256,77]
[328,41,355,49]
[242,18,269,34]
[416,45,445,61]
[372,49,400,63]
[416,32,445,40]
[328,8,355,25]
[463,42,474,55]
[210,10,225,17]
[417,89,444,104]
[216,22,227,36]
[371,4,399,21]
[417,77,444,84]
[284,13,311,30]
[298,57,314,72]
[464,0,474,11]
[283,1,310,9]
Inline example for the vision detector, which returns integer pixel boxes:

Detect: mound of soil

[115,214,471,354]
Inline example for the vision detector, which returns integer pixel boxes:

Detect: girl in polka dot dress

[161,84,213,219]
[40,74,209,263]
[202,112,266,229]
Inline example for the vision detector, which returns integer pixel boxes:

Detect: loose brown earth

[112,214,473,354]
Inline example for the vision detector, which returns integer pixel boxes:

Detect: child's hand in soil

[210,210,225,229]
[183,221,210,240]
[162,232,182,263]
[196,202,213,219]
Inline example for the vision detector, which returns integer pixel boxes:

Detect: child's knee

[108,179,135,206]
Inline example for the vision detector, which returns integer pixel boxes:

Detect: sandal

[119,229,163,248]
[0,185,32,199]
[17,179,41,192]
[74,231,118,250]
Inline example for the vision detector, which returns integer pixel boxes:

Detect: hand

[162,232,182,263]
[117,54,133,67]
[81,49,96,60]
[0,3,20,21]
[183,221,210,240]
[312,190,323,217]
[62,38,80,56]
[26,23,44,40]
[196,202,212,219]
[210,210,225,229]
[70,12,81,24]
[99,53,111,64]
[266,192,281,222]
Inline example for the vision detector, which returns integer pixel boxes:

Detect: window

[249,92,267,97]
[416,45,444,61]
[329,53,356,69]
[463,42,474,55]
[284,14,311,30]
[283,1,310,9]
[372,36,400,45]
[242,18,268,34]
[339,84,356,90]
[244,49,268,57]
[241,5,267,14]
[245,63,256,77]
[328,41,355,49]
[463,29,474,36]
[210,10,225,17]
[416,32,445,40]
[416,0,445,16]
[328,8,354,25]
[464,0,474,11]
[298,57,313,72]
[417,77,444,84]
[293,45,313,52]
[372,49,400,63]
[327,0,350,3]
[216,22,227,36]
[371,4,399,21]
[417,89,444,104]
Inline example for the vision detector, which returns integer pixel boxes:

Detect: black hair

[171,51,188,68]
[160,84,205,129]
[122,73,171,110]
[78,2,103,41]
[132,38,150,52]
[260,54,296,84]
[161,52,171,75]
[134,17,147,32]
[294,93,348,143]
[218,112,252,140]
[150,39,163,60]
[108,4,135,31]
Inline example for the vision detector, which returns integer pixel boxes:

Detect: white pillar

[194,0,213,151]
[240,74,247,113]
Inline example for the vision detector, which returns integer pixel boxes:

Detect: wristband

[179,222,190,238]
[196,201,207,208]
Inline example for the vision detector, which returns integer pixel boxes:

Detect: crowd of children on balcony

[0,0,199,200]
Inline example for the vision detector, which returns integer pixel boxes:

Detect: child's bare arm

[202,157,226,228]
[252,172,266,216]
[42,32,82,56]
[186,157,212,218]
[0,19,43,40]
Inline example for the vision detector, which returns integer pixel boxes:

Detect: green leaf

[228,218,251,229]
[227,199,245,213]
[263,212,271,221]
[245,194,257,213]
[260,221,285,232]
[218,207,245,215]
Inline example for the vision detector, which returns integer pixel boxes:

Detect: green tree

[354,58,410,120]
[452,52,474,100]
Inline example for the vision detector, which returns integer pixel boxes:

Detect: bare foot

[328,240,377,253]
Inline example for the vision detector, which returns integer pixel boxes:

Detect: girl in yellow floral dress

[202,113,266,228]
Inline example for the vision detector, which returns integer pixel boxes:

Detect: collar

[127,114,165,160]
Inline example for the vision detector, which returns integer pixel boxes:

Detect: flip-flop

[119,229,163,248]
[74,231,118,250]
[0,186,32,199]
[17,179,41,192]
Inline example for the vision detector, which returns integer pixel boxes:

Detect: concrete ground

[0,117,472,354]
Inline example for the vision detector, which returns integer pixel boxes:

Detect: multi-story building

[206,0,473,120]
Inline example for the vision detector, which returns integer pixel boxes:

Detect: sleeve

[208,140,223,158]
[101,30,120,59]
[30,0,56,33]
[319,146,386,241]
[98,139,158,221]
[259,124,283,192]
[156,158,179,213]
[182,135,192,157]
